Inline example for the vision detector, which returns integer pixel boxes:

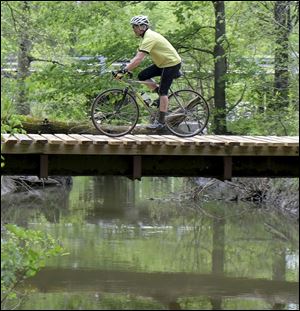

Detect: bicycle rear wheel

[166,89,209,137]
[91,88,139,137]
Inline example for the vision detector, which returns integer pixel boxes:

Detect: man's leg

[157,95,168,124]
[138,65,161,91]
[159,95,168,112]
[147,64,181,129]
[141,79,159,91]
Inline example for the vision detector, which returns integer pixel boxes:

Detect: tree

[212,1,228,134]
[273,1,298,110]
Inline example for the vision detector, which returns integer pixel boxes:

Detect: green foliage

[1,224,65,309]
[1,1,299,134]
[20,292,165,310]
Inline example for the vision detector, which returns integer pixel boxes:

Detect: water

[1,176,299,310]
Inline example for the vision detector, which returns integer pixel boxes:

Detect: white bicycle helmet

[130,15,149,26]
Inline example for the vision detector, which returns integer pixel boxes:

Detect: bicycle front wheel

[91,88,139,137]
[166,89,210,137]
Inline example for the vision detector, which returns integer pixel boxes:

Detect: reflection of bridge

[26,268,299,306]
[2,134,299,180]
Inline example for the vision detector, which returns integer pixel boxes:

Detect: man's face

[132,25,143,37]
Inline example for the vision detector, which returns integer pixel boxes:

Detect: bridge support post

[39,155,48,179]
[131,156,142,181]
[223,156,232,181]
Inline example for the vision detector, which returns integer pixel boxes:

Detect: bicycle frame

[114,77,157,116]
[114,75,186,115]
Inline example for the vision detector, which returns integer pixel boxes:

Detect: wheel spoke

[166,90,209,137]
[91,89,139,136]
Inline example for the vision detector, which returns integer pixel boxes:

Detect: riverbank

[184,177,299,219]
[2,176,298,220]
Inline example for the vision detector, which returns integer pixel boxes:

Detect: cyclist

[116,15,182,130]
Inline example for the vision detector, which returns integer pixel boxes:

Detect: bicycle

[91,71,210,137]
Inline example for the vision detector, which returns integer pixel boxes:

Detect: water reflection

[1,176,299,310]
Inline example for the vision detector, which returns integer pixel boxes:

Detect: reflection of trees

[26,267,299,307]
[210,209,225,310]
[271,234,288,310]
[6,177,298,310]
[1,183,72,226]
[170,203,298,310]
[85,176,139,223]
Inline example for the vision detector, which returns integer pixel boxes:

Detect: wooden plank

[214,135,262,146]
[1,134,18,144]
[82,134,121,145]
[213,136,264,146]
[148,135,178,146]
[27,134,48,144]
[126,134,150,145]
[146,135,165,145]
[68,134,94,145]
[190,136,225,146]
[281,136,299,142]
[54,134,78,145]
[41,134,64,144]
[106,137,125,146]
[242,136,282,146]
[238,136,275,146]
[115,136,138,146]
[13,134,33,145]
[150,135,179,146]
[204,135,235,146]
[163,135,195,146]
[174,136,209,146]
[255,136,299,146]
[82,134,109,145]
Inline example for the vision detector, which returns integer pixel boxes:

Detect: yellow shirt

[139,29,181,68]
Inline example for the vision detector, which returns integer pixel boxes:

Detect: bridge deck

[2,134,298,179]
[2,134,299,156]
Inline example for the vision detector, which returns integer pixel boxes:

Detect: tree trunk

[213,1,227,134]
[16,1,32,115]
[272,1,291,110]
[4,116,168,135]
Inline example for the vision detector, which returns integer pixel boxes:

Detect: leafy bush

[1,224,65,310]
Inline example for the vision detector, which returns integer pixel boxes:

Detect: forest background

[1,1,299,136]
[1,3,299,308]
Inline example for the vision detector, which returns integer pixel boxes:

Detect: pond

[1,176,299,310]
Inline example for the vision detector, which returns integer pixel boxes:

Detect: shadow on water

[1,176,299,310]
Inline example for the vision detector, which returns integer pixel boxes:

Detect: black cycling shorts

[138,63,181,96]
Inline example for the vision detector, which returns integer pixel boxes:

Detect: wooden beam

[2,154,299,178]
[131,156,142,180]
[223,156,232,181]
[39,155,48,178]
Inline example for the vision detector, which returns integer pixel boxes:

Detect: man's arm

[126,51,146,71]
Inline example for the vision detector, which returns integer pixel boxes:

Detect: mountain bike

[91,71,210,137]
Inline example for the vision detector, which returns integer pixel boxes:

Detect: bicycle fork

[114,87,130,112]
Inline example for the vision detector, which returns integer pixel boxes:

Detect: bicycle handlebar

[111,70,133,79]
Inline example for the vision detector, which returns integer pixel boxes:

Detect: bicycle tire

[166,89,210,137]
[91,88,139,137]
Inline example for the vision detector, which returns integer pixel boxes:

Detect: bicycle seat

[174,70,183,79]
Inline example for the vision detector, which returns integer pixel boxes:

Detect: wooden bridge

[1,133,299,180]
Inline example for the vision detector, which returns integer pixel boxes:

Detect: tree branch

[178,46,214,55]
[28,56,64,66]
[227,83,247,113]
[4,1,19,32]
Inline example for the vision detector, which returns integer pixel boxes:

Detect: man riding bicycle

[116,15,182,130]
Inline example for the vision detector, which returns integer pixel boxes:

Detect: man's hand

[113,68,132,80]
[115,68,127,80]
